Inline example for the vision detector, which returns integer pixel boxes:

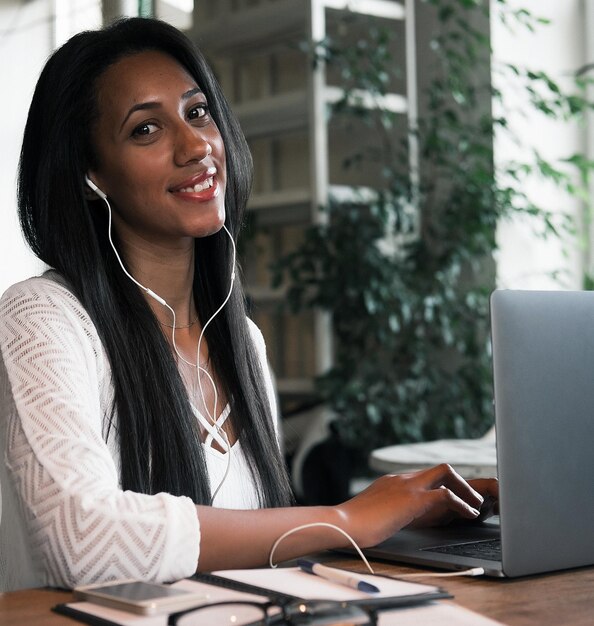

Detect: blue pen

[297,559,380,594]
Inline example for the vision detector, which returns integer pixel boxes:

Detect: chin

[195,218,226,238]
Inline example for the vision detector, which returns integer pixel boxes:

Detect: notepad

[214,566,440,602]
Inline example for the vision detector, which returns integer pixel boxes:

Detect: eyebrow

[119,87,203,131]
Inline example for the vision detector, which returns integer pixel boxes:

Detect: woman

[0,17,497,591]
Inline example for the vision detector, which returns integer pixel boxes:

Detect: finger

[468,478,499,519]
[475,495,497,521]
[417,464,484,509]
[431,487,481,520]
[468,478,499,500]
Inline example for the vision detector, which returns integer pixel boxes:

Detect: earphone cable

[269,523,375,574]
[194,224,236,504]
[196,223,236,425]
[100,189,234,505]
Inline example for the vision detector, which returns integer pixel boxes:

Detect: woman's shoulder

[0,271,90,330]
[0,271,105,376]
[1,271,78,308]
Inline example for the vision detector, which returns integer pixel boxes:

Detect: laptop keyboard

[422,538,502,561]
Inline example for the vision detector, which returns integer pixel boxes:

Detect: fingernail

[471,508,480,516]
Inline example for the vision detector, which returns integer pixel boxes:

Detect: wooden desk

[348,560,594,625]
[0,587,71,626]
[2,560,594,625]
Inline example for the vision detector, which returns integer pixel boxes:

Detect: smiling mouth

[176,176,215,193]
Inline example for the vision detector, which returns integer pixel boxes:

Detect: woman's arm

[0,279,201,588]
[196,464,498,571]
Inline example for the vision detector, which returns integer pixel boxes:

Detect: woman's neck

[117,230,197,326]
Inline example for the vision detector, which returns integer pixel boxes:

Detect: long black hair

[18,17,293,508]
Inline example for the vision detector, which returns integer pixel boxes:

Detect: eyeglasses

[167,599,376,625]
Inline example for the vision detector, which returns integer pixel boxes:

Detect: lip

[169,167,217,193]
[171,177,220,203]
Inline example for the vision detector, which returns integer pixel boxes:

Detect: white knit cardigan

[0,273,277,591]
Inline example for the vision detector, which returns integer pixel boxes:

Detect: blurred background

[1,0,592,502]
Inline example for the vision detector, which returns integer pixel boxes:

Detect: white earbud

[85,174,107,200]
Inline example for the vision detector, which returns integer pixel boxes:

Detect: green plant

[272,0,594,458]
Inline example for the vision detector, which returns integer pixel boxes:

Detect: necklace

[159,316,199,329]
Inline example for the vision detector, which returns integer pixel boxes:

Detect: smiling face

[89,50,227,250]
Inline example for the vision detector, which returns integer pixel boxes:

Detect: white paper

[214,567,440,602]
[378,602,507,625]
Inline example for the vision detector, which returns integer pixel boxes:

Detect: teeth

[194,177,213,192]
[178,177,214,193]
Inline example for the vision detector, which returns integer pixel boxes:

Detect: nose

[174,124,212,166]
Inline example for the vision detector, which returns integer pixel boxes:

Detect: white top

[0,273,278,591]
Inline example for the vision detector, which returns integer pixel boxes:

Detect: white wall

[492,0,587,290]
[0,0,52,294]
[0,1,101,296]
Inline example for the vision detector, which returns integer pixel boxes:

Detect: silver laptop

[361,289,594,578]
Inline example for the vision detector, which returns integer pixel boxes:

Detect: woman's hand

[335,464,499,548]
[197,464,498,571]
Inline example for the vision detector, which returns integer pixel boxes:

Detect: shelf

[234,91,309,139]
[193,0,306,54]
[276,377,316,396]
[193,0,417,406]
[249,185,380,209]
[247,185,391,224]
[248,189,312,225]
[249,189,312,211]
[247,185,418,252]
[235,87,407,139]
[325,86,407,115]
[323,0,405,20]
[193,0,405,55]
[246,286,287,304]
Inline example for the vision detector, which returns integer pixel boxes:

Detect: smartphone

[74,580,209,615]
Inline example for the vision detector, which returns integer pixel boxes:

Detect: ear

[84,172,107,201]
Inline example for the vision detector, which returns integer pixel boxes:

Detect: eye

[188,103,209,121]
[131,122,159,137]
